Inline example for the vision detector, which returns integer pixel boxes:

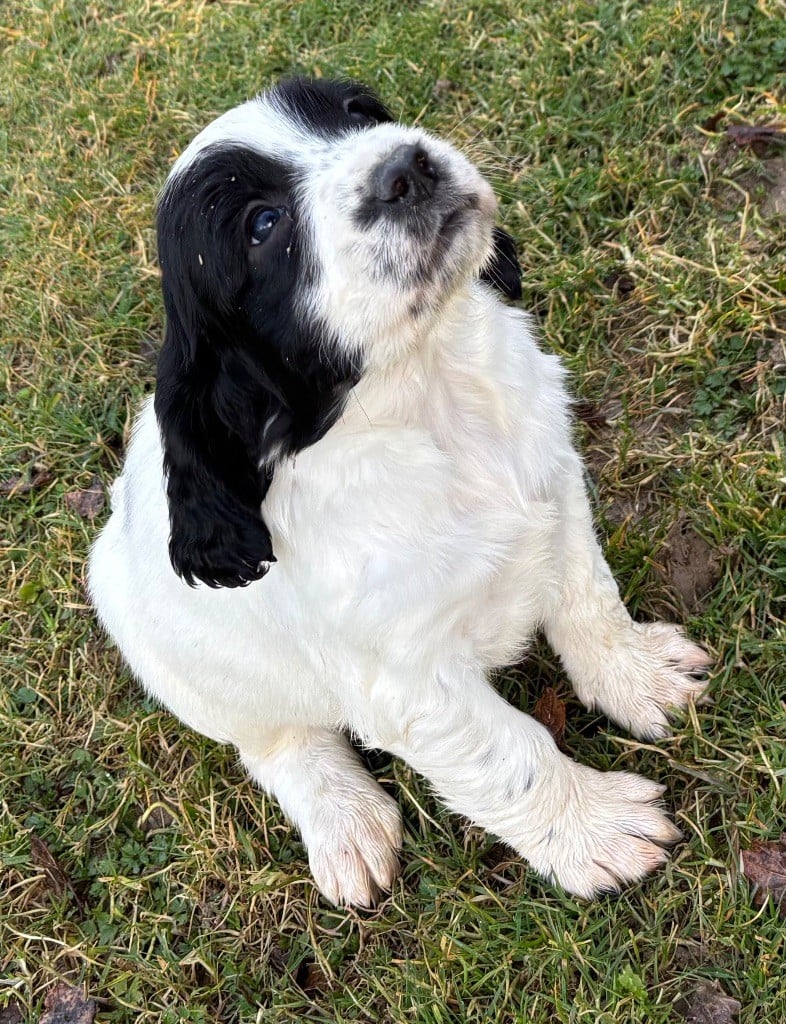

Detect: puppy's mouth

[427,192,492,267]
[435,175,496,241]
[439,196,478,235]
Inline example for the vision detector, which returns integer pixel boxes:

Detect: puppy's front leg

[544,462,711,739]
[368,672,679,898]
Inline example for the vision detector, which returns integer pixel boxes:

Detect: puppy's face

[162,78,498,365]
[300,120,498,359]
[154,78,512,588]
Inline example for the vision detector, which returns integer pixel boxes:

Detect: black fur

[155,145,358,589]
[155,77,521,590]
[483,226,523,301]
[273,76,395,133]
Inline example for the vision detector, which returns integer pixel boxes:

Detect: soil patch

[655,512,722,613]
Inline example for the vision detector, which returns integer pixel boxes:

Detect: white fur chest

[265,289,573,668]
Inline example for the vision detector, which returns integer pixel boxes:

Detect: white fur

[88,89,711,906]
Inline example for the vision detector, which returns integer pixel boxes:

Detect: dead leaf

[675,980,741,1024]
[726,122,786,157]
[0,1002,24,1024]
[295,960,329,996]
[702,111,725,133]
[40,983,96,1024]
[30,835,83,909]
[658,513,722,613]
[64,477,105,520]
[574,400,610,431]
[741,834,786,915]
[0,463,53,497]
[30,835,69,898]
[533,687,566,749]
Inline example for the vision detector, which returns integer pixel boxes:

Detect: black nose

[373,144,438,203]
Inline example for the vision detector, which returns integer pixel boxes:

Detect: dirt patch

[655,513,723,613]
[759,155,786,217]
[577,395,686,529]
[604,489,657,528]
[39,983,97,1024]
[138,801,177,833]
[714,154,786,222]
[674,980,741,1024]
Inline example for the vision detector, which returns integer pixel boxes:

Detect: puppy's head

[155,77,519,587]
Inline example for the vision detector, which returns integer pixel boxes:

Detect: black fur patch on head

[155,144,359,589]
[271,77,394,135]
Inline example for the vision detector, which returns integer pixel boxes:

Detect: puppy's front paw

[521,764,680,898]
[307,789,403,907]
[605,622,712,740]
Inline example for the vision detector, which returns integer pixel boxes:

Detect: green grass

[1,0,784,1020]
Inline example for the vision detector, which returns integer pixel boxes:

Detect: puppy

[88,77,711,906]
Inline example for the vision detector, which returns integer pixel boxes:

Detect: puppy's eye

[250,207,283,245]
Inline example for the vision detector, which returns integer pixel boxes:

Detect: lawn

[1,0,784,1021]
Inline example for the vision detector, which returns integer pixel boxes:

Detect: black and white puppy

[89,77,710,906]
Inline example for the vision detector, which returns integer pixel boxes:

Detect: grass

[1,0,784,1020]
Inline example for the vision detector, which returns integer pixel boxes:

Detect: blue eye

[250,207,283,245]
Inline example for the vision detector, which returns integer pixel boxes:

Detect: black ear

[481,226,523,301]
[341,83,394,127]
[154,302,278,589]
[153,143,361,590]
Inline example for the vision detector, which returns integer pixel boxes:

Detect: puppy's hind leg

[240,729,403,907]
[544,465,712,740]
